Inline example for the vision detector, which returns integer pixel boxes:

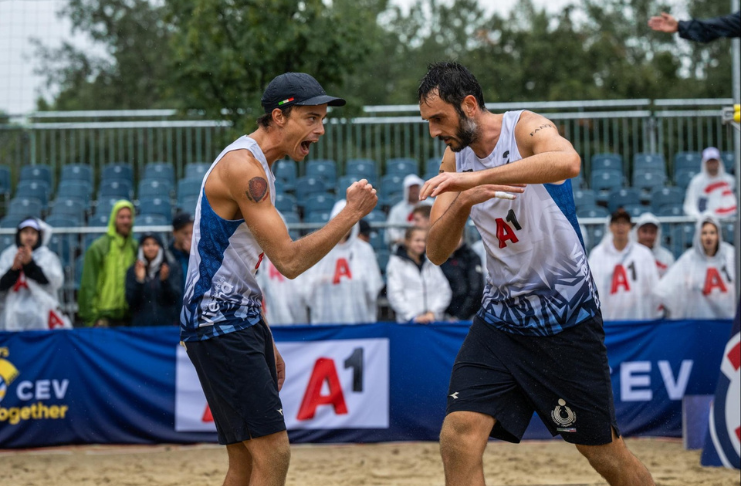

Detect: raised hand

[135,260,146,282]
[345,179,378,218]
[648,12,678,33]
[420,171,482,199]
[160,263,169,281]
[462,184,527,206]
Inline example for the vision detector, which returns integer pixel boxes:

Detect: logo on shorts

[449,392,459,400]
[551,398,577,431]
[277,408,283,416]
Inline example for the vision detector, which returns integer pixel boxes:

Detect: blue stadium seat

[571,170,585,190]
[177,178,202,200]
[335,175,358,197]
[380,174,404,205]
[51,199,86,222]
[60,164,93,185]
[304,211,331,235]
[144,162,175,186]
[306,160,337,186]
[94,197,125,218]
[8,197,43,219]
[57,180,92,208]
[89,213,109,227]
[586,225,606,251]
[138,197,172,219]
[45,215,81,228]
[425,158,441,175]
[185,162,210,180]
[369,229,386,251]
[294,176,326,202]
[15,180,50,208]
[138,179,173,199]
[633,153,666,174]
[136,213,169,226]
[573,189,596,210]
[384,193,403,208]
[345,159,377,185]
[721,222,735,245]
[422,171,437,183]
[274,179,286,195]
[48,232,74,267]
[591,153,623,173]
[0,166,10,197]
[591,169,623,202]
[607,188,641,213]
[1,215,22,228]
[376,249,390,275]
[178,195,199,213]
[673,152,702,174]
[623,204,648,218]
[275,194,298,214]
[304,193,336,215]
[102,163,133,185]
[364,210,387,225]
[721,152,735,174]
[674,169,698,190]
[385,158,418,176]
[650,187,684,213]
[275,160,297,191]
[280,211,300,240]
[20,164,52,187]
[669,224,695,259]
[632,169,667,194]
[576,206,609,218]
[99,180,133,200]
[74,255,85,290]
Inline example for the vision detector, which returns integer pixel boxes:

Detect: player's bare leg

[238,430,290,486]
[224,442,253,485]
[575,428,654,486]
[439,411,495,486]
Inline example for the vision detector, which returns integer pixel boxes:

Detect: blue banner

[0,319,732,449]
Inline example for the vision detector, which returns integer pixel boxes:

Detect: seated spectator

[631,212,675,277]
[683,147,737,218]
[386,226,451,323]
[588,209,660,321]
[256,256,309,325]
[305,200,383,324]
[411,204,432,230]
[125,233,182,326]
[0,217,68,330]
[79,200,138,327]
[654,213,736,319]
[386,174,430,246]
[169,212,193,290]
[440,236,484,320]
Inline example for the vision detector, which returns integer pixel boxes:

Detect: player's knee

[249,432,291,470]
[440,414,487,454]
[576,441,624,474]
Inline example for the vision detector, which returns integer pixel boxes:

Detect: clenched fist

[345,179,378,219]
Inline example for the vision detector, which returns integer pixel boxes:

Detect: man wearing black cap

[180,72,377,486]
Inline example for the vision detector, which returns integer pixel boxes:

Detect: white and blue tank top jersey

[180,136,275,342]
[455,110,600,336]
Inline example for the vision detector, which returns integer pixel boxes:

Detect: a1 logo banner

[174,338,390,432]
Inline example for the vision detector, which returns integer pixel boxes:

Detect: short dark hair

[418,62,487,115]
[404,226,426,241]
[411,204,432,219]
[610,208,631,225]
[257,105,294,129]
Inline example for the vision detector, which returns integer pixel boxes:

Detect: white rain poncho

[588,237,660,321]
[683,148,737,218]
[304,200,383,324]
[256,256,309,325]
[385,174,429,245]
[630,212,675,277]
[654,213,736,319]
[0,218,69,330]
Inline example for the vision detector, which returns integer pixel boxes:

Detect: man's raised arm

[228,154,377,279]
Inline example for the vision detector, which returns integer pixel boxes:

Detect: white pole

[732,0,740,299]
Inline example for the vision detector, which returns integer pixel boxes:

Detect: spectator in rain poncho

[386,226,452,323]
[256,256,309,325]
[386,174,430,246]
[683,147,737,218]
[654,213,736,319]
[0,217,69,330]
[304,200,383,324]
[588,209,660,321]
[630,212,675,277]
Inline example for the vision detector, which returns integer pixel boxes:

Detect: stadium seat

[633,153,666,174]
[658,206,683,236]
[380,174,404,205]
[345,159,377,185]
[20,164,52,187]
[45,215,81,228]
[0,166,10,197]
[591,169,623,202]
[674,169,698,190]
[304,193,336,216]
[274,160,297,190]
[669,223,695,259]
[185,162,210,179]
[623,204,647,218]
[51,199,86,222]
[650,187,684,213]
[335,175,357,197]
[304,211,331,235]
[138,179,173,199]
[99,180,133,200]
[102,162,133,185]
[673,152,701,175]
[607,188,640,213]
[177,178,201,200]
[8,197,43,219]
[60,164,93,185]
[571,170,585,190]
[721,152,735,174]
[306,159,338,186]
[178,195,199,213]
[294,176,326,202]
[425,158,441,174]
[144,162,175,186]
[0,215,22,228]
[57,180,93,208]
[422,171,437,183]
[586,225,606,251]
[385,158,418,176]
[89,213,109,227]
[376,249,390,274]
[632,169,667,194]
[364,210,387,225]
[576,206,609,218]
[274,179,286,195]
[369,229,386,251]
[94,197,124,218]
[48,231,74,267]
[138,197,172,220]
[383,193,403,208]
[15,180,50,208]
[136,213,169,227]
[591,153,623,173]
[721,222,735,245]
[74,255,85,290]
[573,189,596,210]
[275,193,298,214]
[280,211,300,240]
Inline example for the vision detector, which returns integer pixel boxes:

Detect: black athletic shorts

[185,320,286,445]
[446,314,619,446]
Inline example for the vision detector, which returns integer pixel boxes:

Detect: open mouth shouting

[299,140,315,157]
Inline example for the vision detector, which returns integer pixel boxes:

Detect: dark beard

[443,112,478,152]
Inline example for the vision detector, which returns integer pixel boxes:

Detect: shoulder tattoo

[246,177,269,202]
[529,123,557,137]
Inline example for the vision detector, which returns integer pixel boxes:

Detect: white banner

[175,338,390,432]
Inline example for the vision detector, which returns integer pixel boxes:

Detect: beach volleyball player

[180,73,377,486]
[418,62,654,486]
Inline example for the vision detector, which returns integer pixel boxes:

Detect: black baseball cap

[172,211,194,231]
[261,73,346,113]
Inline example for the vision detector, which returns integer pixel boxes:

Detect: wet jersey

[455,110,600,336]
[180,136,275,341]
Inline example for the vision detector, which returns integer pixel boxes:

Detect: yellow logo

[0,348,20,404]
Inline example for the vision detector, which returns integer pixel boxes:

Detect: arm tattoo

[429,193,461,231]
[245,177,269,202]
[529,123,556,137]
